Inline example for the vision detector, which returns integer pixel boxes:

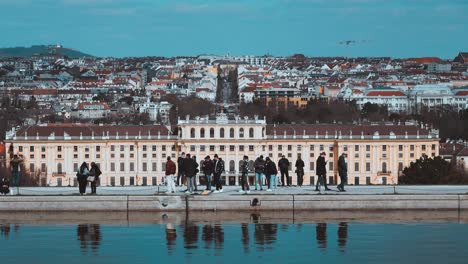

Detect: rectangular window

[355,145,359,151]
[84,146,89,152]
[120,145,125,151]
[73,163,78,172]
[162,162,166,172]
[18,146,23,152]
[142,162,147,172]
[130,153,134,158]
[220,146,225,151]
[366,153,371,158]
[143,145,147,151]
[200,145,205,151]
[152,145,157,151]
[366,145,370,151]
[57,146,62,152]
[249,145,254,151]
[30,146,34,152]
[239,146,244,151]
[29,163,34,173]
[143,153,147,158]
[268,145,273,151]
[319,145,324,151]
[343,145,348,152]
[130,162,134,172]
[84,154,89,159]
[398,153,403,158]
[73,154,78,159]
[96,154,100,159]
[278,145,283,151]
[422,145,426,151]
[120,162,125,172]
[297,145,302,151]
[190,145,195,152]
[210,145,215,151]
[410,145,415,151]
[382,145,387,151]
[111,163,115,172]
[152,153,157,158]
[354,153,359,158]
[262,145,266,152]
[152,162,157,172]
[432,144,436,151]
[41,163,46,172]
[329,153,333,158]
[41,154,46,159]
[96,146,101,152]
[130,145,134,152]
[162,145,166,151]
[310,162,315,171]
[230,145,235,151]
[366,162,371,172]
[41,146,46,152]
[410,153,414,158]
[399,145,403,151]
[288,145,292,151]
[354,162,359,172]
[328,162,334,171]
[73,146,78,152]
[398,162,403,172]
[30,154,34,159]
[310,153,314,158]
[382,154,387,158]
[111,145,115,151]
[329,145,334,151]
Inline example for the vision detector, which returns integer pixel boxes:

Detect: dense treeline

[399,155,468,184]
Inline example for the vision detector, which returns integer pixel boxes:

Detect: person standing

[337,153,348,192]
[202,156,214,191]
[265,157,278,191]
[278,155,290,187]
[239,155,250,194]
[213,154,225,193]
[192,155,199,192]
[316,152,331,191]
[89,162,102,195]
[295,155,305,187]
[76,162,89,195]
[253,155,265,191]
[177,152,186,186]
[9,154,23,194]
[183,153,198,194]
[165,156,177,194]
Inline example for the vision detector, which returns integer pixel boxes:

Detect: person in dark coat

[76,162,89,195]
[239,155,250,193]
[0,177,10,195]
[184,153,198,194]
[213,154,225,193]
[165,156,177,194]
[202,156,214,191]
[315,152,331,191]
[295,155,305,187]
[337,153,348,192]
[177,152,186,186]
[89,162,102,195]
[253,156,265,191]
[265,157,278,191]
[278,155,290,187]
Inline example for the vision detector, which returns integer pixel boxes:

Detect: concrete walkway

[7,185,468,196]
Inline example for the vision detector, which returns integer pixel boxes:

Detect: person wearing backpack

[89,162,102,195]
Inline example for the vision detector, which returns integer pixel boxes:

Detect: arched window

[210,128,215,138]
[200,128,205,138]
[229,160,235,172]
[230,128,235,138]
[190,128,195,138]
[382,162,387,173]
[57,163,63,174]
[239,128,244,138]
[249,128,254,138]
[220,128,225,138]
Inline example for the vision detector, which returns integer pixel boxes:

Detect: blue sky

[0,0,466,58]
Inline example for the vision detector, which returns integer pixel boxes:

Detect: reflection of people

[338,222,348,252]
[183,222,199,250]
[202,224,214,249]
[165,223,177,254]
[77,224,101,254]
[316,223,327,250]
[0,224,11,238]
[241,223,250,253]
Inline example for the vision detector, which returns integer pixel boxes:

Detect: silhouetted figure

[76,162,89,195]
[316,223,327,251]
[255,223,278,249]
[338,222,348,252]
[183,222,199,250]
[213,225,224,255]
[165,223,177,254]
[0,224,11,239]
[241,223,250,254]
[77,224,101,255]
[202,224,214,249]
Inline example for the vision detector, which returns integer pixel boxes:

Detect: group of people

[76,162,102,195]
[166,153,225,194]
[164,152,349,194]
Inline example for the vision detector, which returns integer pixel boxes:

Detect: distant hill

[0,45,93,58]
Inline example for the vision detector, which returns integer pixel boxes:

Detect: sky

[0,0,466,58]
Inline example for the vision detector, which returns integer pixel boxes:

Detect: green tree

[399,155,467,184]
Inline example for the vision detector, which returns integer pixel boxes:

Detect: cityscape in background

[0,46,467,186]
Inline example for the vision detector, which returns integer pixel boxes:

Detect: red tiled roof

[77,102,110,110]
[266,124,430,137]
[14,124,170,138]
[455,91,468,96]
[407,57,442,64]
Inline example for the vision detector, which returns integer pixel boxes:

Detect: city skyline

[0,0,466,58]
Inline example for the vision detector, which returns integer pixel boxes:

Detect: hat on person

[205,155,210,159]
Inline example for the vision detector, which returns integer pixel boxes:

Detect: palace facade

[4,114,439,187]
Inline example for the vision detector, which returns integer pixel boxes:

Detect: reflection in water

[316,223,327,251]
[338,222,348,252]
[183,222,199,250]
[202,225,214,249]
[0,224,20,239]
[213,225,224,256]
[77,224,101,255]
[165,223,177,254]
[241,223,250,254]
[200,224,224,255]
